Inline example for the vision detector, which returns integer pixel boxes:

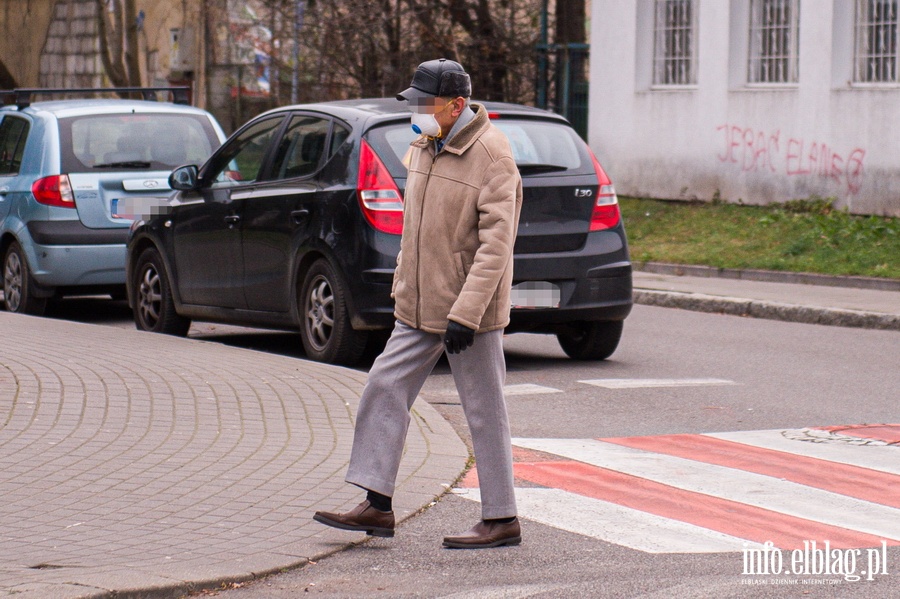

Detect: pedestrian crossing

[455,425,900,554]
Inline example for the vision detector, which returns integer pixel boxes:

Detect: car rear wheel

[556,320,624,360]
[3,242,48,315]
[133,247,191,336]
[299,259,367,365]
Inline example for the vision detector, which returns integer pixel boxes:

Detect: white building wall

[589,0,900,216]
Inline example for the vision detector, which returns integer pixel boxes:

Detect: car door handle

[224,215,241,227]
[291,209,310,225]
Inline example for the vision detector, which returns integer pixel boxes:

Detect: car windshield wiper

[93,161,152,169]
[517,163,569,174]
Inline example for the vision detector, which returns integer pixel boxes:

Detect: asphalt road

[43,298,900,598]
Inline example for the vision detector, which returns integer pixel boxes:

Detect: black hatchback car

[126,99,632,365]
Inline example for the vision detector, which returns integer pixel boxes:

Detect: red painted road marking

[460,468,480,489]
[462,445,557,488]
[601,433,900,509]
[512,460,895,550]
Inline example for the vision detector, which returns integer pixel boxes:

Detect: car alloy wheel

[137,261,163,329]
[133,248,190,336]
[298,259,367,365]
[305,274,335,352]
[3,242,47,315]
[3,250,22,312]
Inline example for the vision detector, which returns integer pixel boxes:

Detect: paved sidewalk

[633,269,900,331]
[0,313,468,599]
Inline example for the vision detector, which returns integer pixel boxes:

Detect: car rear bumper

[348,230,633,332]
[350,272,634,332]
[27,220,130,245]
[507,229,633,330]
[11,220,129,287]
[352,273,396,329]
[508,270,632,331]
[28,241,127,287]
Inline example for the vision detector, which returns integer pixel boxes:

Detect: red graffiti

[846,149,865,194]
[717,124,780,173]
[717,124,865,194]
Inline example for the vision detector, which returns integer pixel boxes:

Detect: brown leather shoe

[313,500,395,538]
[442,518,522,549]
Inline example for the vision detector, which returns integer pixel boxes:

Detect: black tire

[3,241,48,315]
[133,247,191,336]
[556,320,624,360]
[298,259,367,365]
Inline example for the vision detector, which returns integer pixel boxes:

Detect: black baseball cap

[396,58,472,101]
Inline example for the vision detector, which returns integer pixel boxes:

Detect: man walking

[313,58,523,549]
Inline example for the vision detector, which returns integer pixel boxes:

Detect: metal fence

[536,43,590,140]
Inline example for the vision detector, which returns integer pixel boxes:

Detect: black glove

[443,321,475,354]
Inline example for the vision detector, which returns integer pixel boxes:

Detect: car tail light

[32,175,76,208]
[587,147,620,232]
[357,139,403,235]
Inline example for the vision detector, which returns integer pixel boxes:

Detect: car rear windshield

[58,112,220,172]
[365,116,592,179]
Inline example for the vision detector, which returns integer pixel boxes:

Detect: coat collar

[410,103,490,155]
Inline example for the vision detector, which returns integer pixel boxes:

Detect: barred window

[653,0,697,85]
[855,0,899,82]
[748,0,800,83]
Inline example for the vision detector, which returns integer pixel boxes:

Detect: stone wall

[39,0,103,89]
[0,0,203,104]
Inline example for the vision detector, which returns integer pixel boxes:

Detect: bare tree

[209,0,548,116]
[96,0,142,91]
[556,0,586,45]
[304,0,540,103]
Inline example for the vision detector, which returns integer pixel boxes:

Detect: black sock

[485,516,516,524]
[366,489,392,512]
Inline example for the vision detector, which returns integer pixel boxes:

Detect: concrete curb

[633,262,900,292]
[633,289,900,331]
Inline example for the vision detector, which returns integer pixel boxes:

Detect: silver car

[0,91,225,314]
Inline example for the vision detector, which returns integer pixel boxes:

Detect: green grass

[619,197,900,279]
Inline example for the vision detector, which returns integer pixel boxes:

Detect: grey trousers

[346,320,517,520]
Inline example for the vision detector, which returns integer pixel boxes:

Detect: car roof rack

[0,86,191,110]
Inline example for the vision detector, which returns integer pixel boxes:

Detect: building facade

[0,0,274,133]
[589,0,900,216]
[0,0,203,97]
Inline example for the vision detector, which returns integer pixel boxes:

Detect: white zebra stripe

[706,429,900,476]
[454,487,766,553]
[578,378,736,389]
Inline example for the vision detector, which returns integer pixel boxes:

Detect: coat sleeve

[447,155,520,330]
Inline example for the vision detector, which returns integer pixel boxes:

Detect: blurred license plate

[111,197,171,220]
[510,281,560,309]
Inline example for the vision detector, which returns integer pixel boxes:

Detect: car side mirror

[169,165,200,191]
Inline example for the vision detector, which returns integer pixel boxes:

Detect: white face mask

[410,112,441,138]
